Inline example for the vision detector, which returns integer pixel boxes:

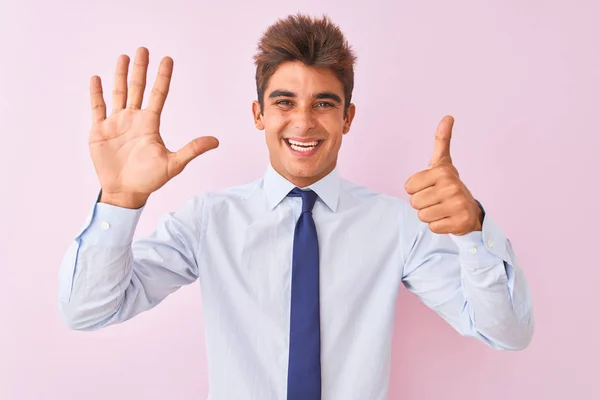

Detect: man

[58,13,534,400]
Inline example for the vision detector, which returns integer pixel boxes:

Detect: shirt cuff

[76,191,145,247]
[449,214,511,270]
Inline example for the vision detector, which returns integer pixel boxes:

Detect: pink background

[1,0,598,399]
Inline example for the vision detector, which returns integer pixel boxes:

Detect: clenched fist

[405,116,483,236]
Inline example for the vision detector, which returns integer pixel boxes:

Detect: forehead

[266,61,344,95]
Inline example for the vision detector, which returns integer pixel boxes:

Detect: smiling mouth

[284,138,323,153]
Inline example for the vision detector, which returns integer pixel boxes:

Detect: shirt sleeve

[57,190,204,331]
[400,203,534,350]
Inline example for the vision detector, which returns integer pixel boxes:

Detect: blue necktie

[286,187,321,400]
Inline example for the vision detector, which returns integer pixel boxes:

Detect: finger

[405,168,445,195]
[127,47,149,110]
[417,202,452,223]
[409,186,441,210]
[147,56,174,115]
[112,54,130,113]
[90,76,106,123]
[428,217,454,235]
[429,115,454,168]
[168,136,220,177]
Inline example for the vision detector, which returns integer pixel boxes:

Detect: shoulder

[340,177,424,234]
[340,177,412,211]
[183,177,264,211]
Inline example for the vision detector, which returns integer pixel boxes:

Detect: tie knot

[288,188,318,213]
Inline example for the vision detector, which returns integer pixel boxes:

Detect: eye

[315,101,335,108]
[275,100,293,106]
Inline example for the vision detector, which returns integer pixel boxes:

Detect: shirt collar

[263,163,341,212]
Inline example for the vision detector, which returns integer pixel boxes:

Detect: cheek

[327,136,343,153]
[264,115,288,139]
[321,115,346,135]
[323,122,345,145]
[263,121,283,142]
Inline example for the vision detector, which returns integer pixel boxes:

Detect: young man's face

[252,61,356,188]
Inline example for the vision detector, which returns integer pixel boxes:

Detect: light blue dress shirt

[58,163,534,400]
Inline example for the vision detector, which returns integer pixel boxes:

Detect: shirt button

[487,239,494,248]
[100,221,110,230]
[469,246,477,255]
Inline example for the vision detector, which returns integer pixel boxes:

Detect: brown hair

[253,14,357,115]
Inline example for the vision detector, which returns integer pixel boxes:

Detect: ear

[342,103,356,134]
[252,101,264,130]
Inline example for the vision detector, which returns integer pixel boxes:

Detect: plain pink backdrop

[1,0,598,399]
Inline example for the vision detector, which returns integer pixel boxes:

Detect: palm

[90,110,170,195]
[88,47,218,198]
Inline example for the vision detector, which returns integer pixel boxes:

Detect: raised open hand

[88,47,219,208]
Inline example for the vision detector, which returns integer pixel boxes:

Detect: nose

[290,107,316,133]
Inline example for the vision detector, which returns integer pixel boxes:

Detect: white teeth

[288,139,319,146]
[290,144,316,152]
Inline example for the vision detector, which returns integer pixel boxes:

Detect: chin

[285,161,334,185]
[285,161,319,177]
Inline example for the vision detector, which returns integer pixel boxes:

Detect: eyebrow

[268,90,343,104]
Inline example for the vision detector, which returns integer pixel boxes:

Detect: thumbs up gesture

[404,116,483,236]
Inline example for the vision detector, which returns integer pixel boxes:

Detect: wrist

[473,199,485,231]
[98,190,149,209]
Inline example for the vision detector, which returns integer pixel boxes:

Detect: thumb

[429,115,454,168]
[169,136,220,176]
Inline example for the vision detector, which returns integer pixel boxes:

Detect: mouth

[284,138,323,157]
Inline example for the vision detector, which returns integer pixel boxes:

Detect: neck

[273,163,336,188]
